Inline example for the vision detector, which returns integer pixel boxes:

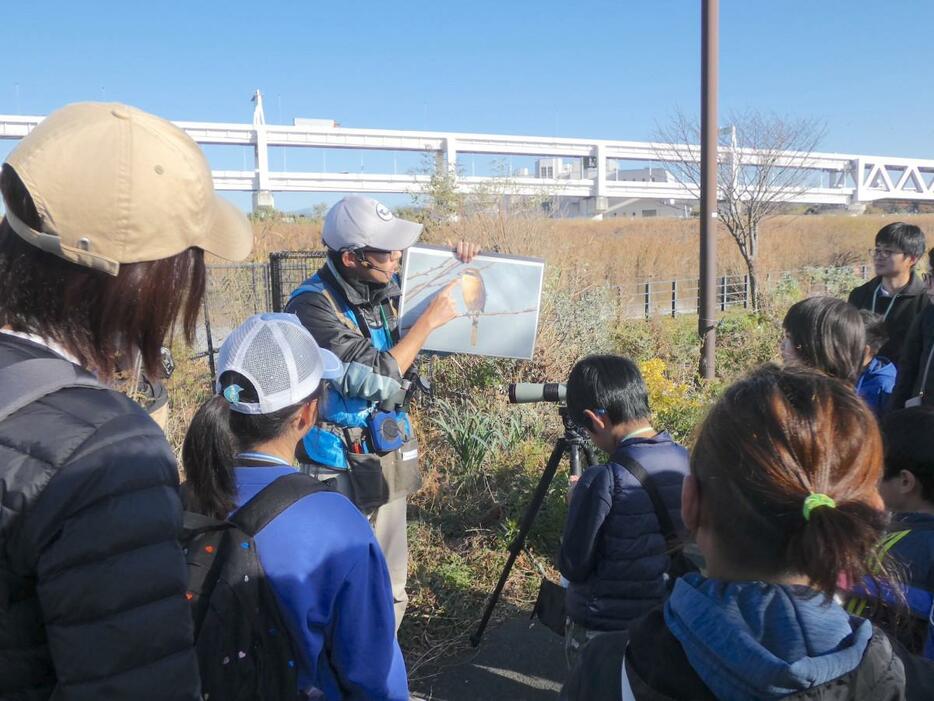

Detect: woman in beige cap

[0,102,252,700]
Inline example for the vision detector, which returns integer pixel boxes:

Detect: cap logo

[223,384,243,404]
[375,203,393,221]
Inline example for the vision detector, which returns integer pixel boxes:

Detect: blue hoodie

[664,573,873,701]
[234,466,409,700]
[857,356,897,417]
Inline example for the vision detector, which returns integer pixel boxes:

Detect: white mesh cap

[215,313,343,415]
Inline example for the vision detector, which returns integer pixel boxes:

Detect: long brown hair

[691,364,888,596]
[783,296,865,383]
[0,163,205,379]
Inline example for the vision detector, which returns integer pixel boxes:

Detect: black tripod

[470,406,595,647]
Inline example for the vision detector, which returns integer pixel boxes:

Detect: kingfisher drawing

[460,268,487,346]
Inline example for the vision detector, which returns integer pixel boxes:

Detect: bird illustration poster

[398,245,545,360]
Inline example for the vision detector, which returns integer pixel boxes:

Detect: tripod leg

[583,445,597,468]
[470,438,567,647]
[569,443,582,477]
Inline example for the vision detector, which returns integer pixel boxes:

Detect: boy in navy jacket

[857,310,897,417]
[876,407,934,654]
[559,355,689,667]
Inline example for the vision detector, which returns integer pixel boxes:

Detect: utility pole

[699,0,719,379]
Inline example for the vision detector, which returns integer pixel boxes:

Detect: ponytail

[790,499,889,597]
[691,364,890,597]
[182,395,238,519]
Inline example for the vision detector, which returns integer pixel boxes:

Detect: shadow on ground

[409,613,566,701]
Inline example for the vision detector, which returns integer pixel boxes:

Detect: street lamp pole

[699,0,719,380]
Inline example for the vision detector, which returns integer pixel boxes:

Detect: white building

[533,159,694,218]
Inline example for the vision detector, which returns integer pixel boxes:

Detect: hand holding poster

[398,245,545,360]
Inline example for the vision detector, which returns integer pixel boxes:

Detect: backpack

[846,526,934,659]
[182,472,335,700]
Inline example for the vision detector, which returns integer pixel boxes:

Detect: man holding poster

[286,195,477,629]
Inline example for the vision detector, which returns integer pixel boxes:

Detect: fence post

[671,280,677,318]
[269,253,283,312]
[202,294,216,382]
[743,274,750,309]
[644,282,651,320]
[719,276,727,311]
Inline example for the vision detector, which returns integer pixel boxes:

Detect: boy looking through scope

[558,355,690,668]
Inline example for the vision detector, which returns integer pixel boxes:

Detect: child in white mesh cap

[181,312,409,700]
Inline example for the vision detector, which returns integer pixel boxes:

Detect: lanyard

[621,427,655,443]
[236,451,293,467]
[872,283,900,320]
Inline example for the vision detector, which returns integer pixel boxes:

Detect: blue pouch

[367,410,407,452]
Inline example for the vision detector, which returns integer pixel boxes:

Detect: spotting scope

[508,383,567,404]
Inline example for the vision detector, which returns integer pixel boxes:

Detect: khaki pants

[371,496,409,631]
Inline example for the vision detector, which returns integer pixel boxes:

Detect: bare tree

[655,110,826,308]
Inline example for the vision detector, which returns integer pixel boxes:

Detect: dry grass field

[245,211,934,282]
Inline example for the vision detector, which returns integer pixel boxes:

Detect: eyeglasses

[358,248,397,263]
[870,247,904,259]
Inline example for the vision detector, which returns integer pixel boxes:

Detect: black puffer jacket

[891,306,934,409]
[0,334,199,700]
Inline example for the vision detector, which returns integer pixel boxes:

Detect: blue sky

[2,1,932,211]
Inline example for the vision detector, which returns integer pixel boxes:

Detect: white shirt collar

[0,328,84,367]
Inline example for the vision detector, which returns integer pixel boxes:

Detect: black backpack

[182,472,334,701]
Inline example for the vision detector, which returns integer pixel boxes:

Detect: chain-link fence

[195,253,872,373]
[268,250,327,312]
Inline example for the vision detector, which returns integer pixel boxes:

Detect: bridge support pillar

[589,143,609,220]
[252,190,276,211]
[250,90,275,213]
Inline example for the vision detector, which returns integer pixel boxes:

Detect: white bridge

[3,93,934,217]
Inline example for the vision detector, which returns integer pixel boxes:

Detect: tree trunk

[748,259,760,311]
[748,223,760,310]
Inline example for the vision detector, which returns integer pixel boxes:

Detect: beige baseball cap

[2,102,253,275]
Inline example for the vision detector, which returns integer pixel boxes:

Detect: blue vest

[290,274,409,468]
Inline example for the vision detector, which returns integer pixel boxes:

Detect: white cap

[322,195,422,252]
[215,313,343,415]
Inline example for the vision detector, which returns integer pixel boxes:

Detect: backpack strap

[0,357,104,423]
[321,286,365,336]
[230,471,335,537]
[182,510,231,537]
[614,451,679,548]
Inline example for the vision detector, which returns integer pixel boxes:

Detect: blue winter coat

[233,466,409,700]
[559,432,690,631]
[856,356,897,417]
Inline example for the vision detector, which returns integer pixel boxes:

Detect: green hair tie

[803,493,836,521]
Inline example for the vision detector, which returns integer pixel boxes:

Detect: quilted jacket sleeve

[20,410,199,700]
